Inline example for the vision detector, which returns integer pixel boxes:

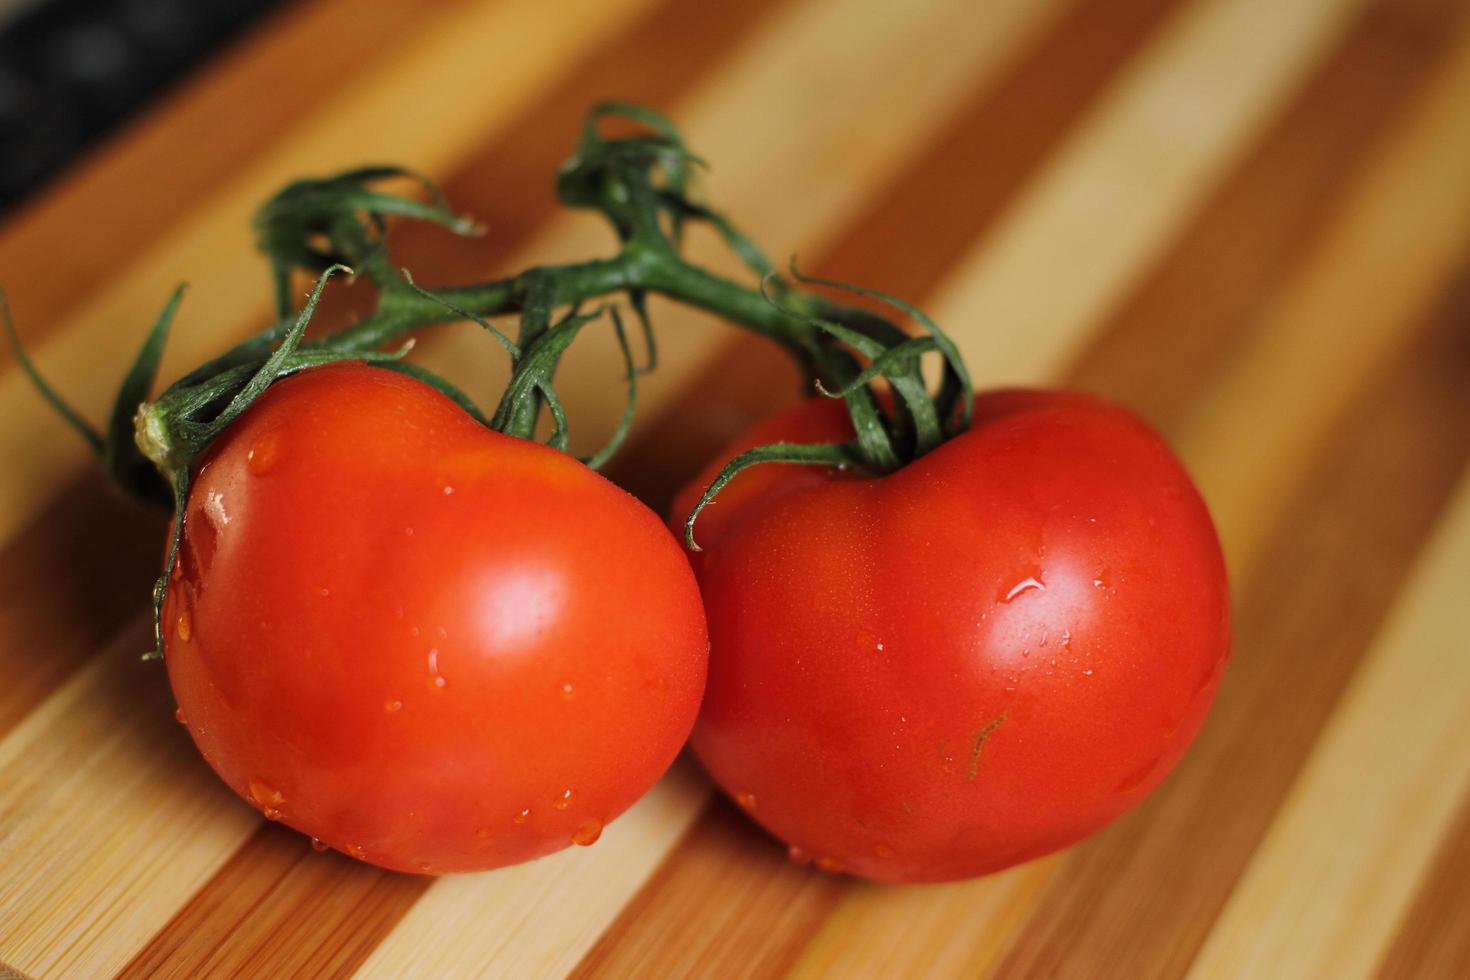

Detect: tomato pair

[163,363,1228,881]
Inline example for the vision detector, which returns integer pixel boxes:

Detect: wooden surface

[2,0,1469,975]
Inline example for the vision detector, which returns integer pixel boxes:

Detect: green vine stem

[6,102,976,654]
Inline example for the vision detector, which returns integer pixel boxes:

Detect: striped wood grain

[2,0,1469,975]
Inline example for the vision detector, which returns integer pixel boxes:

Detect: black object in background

[0,0,287,216]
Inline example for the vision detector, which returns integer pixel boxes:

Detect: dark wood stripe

[1067,0,1470,435]
[577,0,1199,970]
[992,250,1470,977]
[102,0,800,972]
[1374,780,1470,979]
[0,0,441,355]
[569,799,848,979]
[116,823,429,980]
[0,474,163,739]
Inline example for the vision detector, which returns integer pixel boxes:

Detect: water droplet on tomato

[346,843,366,859]
[735,790,756,811]
[174,707,186,725]
[247,429,283,475]
[427,648,440,673]
[787,844,812,866]
[384,699,403,714]
[872,843,894,859]
[477,826,493,839]
[1092,576,1106,589]
[561,682,575,700]
[1001,576,1046,603]
[815,856,846,874]
[170,560,183,582]
[512,808,531,825]
[1061,629,1073,649]
[310,837,328,852]
[572,819,603,846]
[175,609,192,642]
[875,641,885,653]
[441,484,455,496]
[553,789,574,810]
[1083,668,1095,676]
[417,861,433,872]
[248,777,284,816]
[429,676,446,690]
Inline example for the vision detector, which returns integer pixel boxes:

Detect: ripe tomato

[162,363,708,873]
[673,390,1229,882]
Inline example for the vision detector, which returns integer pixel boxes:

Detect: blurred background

[1,0,1468,977]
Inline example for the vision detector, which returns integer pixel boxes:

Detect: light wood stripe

[1188,465,1470,977]
[1374,780,1470,978]
[0,620,259,978]
[0,0,666,552]
[1069,0,1465,430]
[1179,10,1470,578]
[922,0,1370,391]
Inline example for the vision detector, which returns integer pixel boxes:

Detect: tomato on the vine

[673,390,1229,882]
[162,363,708,873]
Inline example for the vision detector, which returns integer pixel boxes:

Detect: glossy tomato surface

[673,391,1230,882]
[163,363,708,873]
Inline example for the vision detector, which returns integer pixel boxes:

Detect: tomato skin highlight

[673,391,1230,883]
[162,363,708,873]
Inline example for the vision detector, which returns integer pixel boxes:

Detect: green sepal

[684,441,866,551]
[788,265,974,433]
[104,284,186,500]
[1,289,105,455]
[582,306,639,471]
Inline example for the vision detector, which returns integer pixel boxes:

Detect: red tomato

[673,390,1229,882]
[162,363,708,873]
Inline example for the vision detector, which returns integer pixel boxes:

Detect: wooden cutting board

[3,0,1469,975]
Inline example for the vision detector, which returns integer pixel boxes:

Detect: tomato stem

[32,103,975,526]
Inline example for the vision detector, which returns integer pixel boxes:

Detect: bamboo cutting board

[3,0,1470,975]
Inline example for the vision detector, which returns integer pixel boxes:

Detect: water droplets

[815,856,846,874]
[247,429,283,475]
[248,777,284,820]
[384,699,403,714]
[477,826,494,839]
[417,861,434,873]
[735,790,757,811]
[310,837,328,852]
[174,707,187,726]
[345,843,366,860]
[175,609,192,643]
[512,808,531,825]
[875,641,885,653]
[553,789,574,811]
[561,682,575,700]
[572,819,603,846]
[787,844,812,866]
[427,648,446,690]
